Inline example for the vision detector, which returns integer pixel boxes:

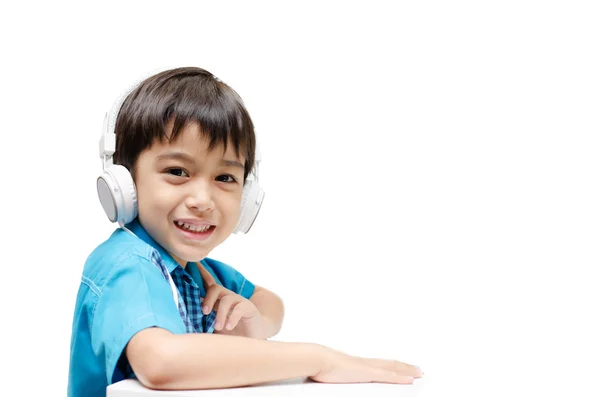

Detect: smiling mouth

[174,221,215,233]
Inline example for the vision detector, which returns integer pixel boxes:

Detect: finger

[201,286,224,315]
[214,296,238,330]
[369,367,414,385]
[365,358,423,378]
[415,366,424,378]
[224,302,251,330]
[389,361,423,378]
[196,262,217,289]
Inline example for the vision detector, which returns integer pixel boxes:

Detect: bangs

[167,76,255,164]
[115,68,256,179]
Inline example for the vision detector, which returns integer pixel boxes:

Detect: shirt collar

[186,260,205,293]
[126,218,180,273]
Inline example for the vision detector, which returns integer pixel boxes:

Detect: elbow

[267,295,285,338]
[135,345,174,390]
[276,294,286,326]
[126,328,179,390]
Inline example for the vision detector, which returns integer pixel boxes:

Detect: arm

[127,328,421,390]
[126,327,323,390]
[197,263,283,339]
[216,285,284,339]
[249,285,285,338]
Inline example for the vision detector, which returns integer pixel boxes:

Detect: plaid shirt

[150,250,216,333]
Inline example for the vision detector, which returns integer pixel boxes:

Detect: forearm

[251,288,285,338]
[130,329,324,390]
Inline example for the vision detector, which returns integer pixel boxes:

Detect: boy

[68,67,422,396]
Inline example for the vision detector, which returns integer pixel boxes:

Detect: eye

[165,168,189,177]
[216,174,237,183]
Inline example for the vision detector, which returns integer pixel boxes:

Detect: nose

[185,179,215,213]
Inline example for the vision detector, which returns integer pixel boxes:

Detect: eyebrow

[156,151,244,170]
[221,159,245,170]
[156,152,194,163]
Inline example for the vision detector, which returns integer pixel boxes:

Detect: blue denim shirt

[67,219,255,397]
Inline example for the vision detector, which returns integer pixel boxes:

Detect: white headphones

[96,70,265,234]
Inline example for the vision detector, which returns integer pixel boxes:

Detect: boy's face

[133,121,245,267]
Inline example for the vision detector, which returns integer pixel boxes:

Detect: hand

[196,263,266,339]
[310,346,423,384]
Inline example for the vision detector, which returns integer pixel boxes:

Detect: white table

[107,377,426,396]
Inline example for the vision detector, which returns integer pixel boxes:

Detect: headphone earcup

[97,165,138,225]
[234,179,265,234]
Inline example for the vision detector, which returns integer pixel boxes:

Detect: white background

[1,1,599,396]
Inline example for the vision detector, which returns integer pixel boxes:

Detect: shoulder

[81,228,157,292]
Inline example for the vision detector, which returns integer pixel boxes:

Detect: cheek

[136,178,176,214]
[219,192,242,222]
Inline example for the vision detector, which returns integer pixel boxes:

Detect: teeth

[176,221,211,232]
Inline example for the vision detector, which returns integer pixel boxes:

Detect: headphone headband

[99,70,164,169]
[99,69,262,174]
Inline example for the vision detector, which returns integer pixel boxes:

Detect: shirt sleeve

[202,258,255,299]
[91,253,186,384]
